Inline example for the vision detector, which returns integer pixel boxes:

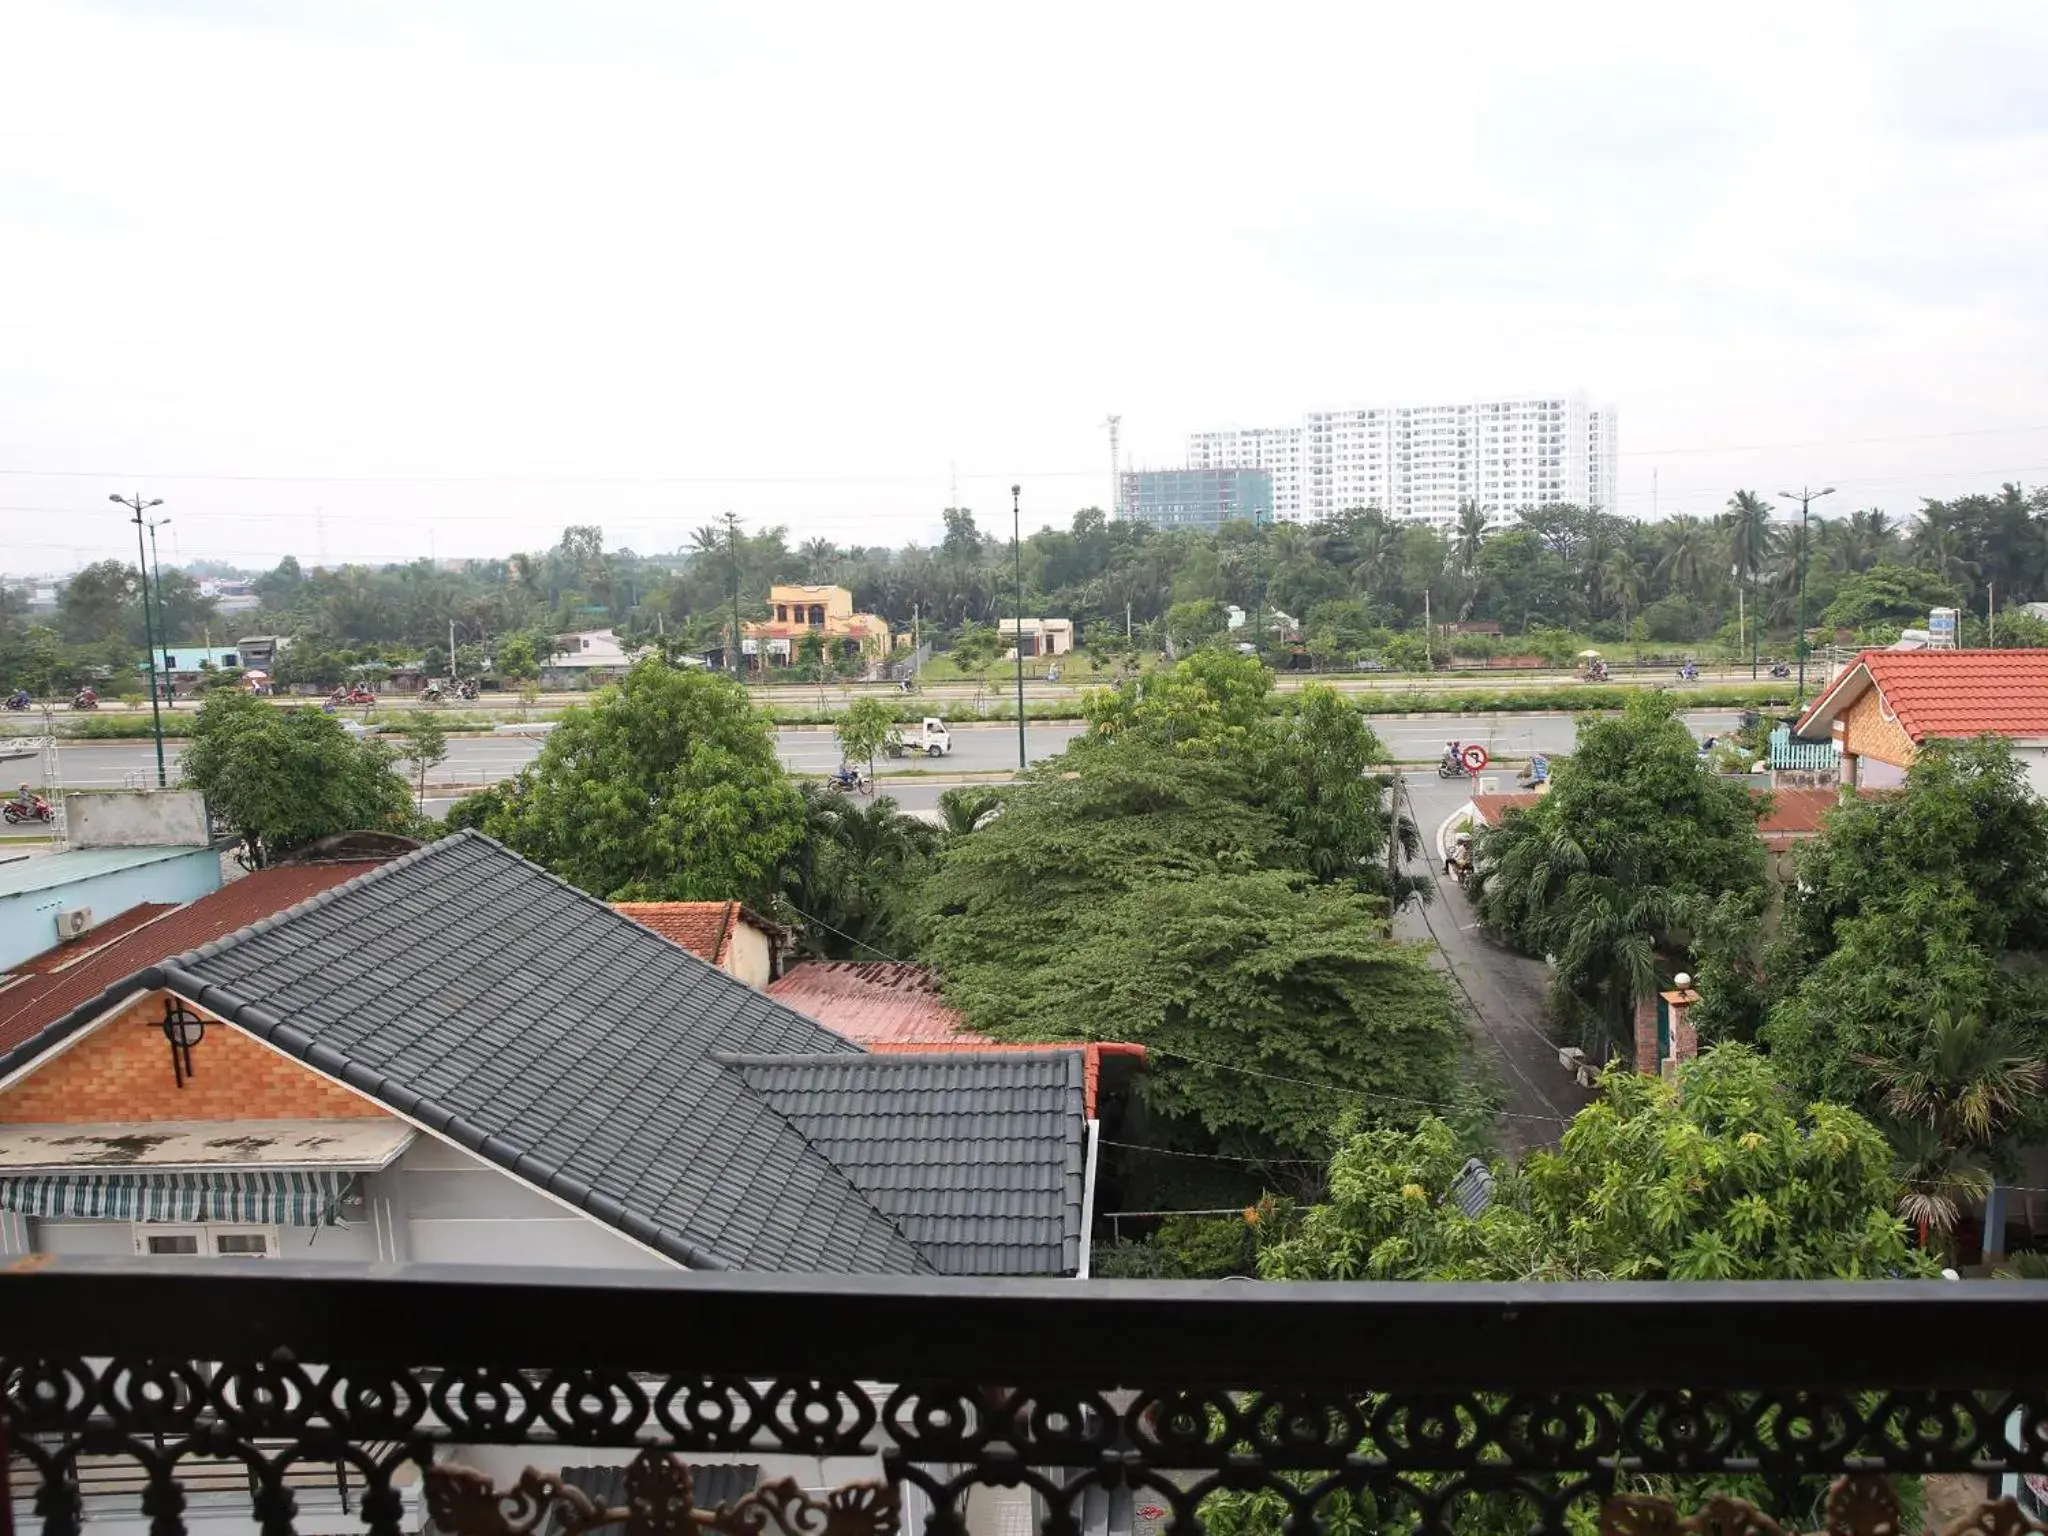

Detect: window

[134,1223,280,1259]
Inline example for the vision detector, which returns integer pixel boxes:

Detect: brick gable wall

[0,990,385,1124]
[1841,685,1918,769]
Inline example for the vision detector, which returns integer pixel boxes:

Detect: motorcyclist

[1444,832,1473,881]
[72,686,97,708]
[4,688,27,710]
[1442,739,1464,773]
[6,783,46,821]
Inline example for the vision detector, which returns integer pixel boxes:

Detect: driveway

[1394,774,1597,1156]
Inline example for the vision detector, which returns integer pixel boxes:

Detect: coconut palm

[1451,501,1489,578]
[1655,515,1713,595]
[937,785,1003,837]
[798,537,841,583]
[1722,491,1777,590]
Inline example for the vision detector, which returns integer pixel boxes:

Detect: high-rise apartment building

[1188,393,1618,527]
[1120,467,1274,533]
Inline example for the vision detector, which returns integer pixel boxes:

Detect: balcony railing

[6,1258,2048,1536]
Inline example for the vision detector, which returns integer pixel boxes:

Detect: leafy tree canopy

[1258,1045,1925,1281]
[924,653,1450,1157]
[180,691,414,867]
[482,660,803,902]
[1470,692,1767,1044]
[1759,738,2048,1192]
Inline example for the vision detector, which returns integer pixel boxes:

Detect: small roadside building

[1793,648,2048,793]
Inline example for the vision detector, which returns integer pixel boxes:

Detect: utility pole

[1989,582,1996,647]
[142,511,172,675]
[912,601,922,686]
[110,492,168,788]
[1012,484,1026,771]
[1386,768,1403,899]
[1423,588,1434,672]
[723,511,743,679]
[1780,485,1836,705]
[449,619,457,678]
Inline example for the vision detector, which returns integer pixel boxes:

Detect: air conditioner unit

[55,907,94,941]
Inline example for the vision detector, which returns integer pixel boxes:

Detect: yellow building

[743,585,892,670]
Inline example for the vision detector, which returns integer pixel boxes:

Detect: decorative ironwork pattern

[424,1450,898,1536]
[10,1264,2048,1536]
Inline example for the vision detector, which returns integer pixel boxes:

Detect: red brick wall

[0,990,384,1124]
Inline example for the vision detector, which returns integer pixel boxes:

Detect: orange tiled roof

[613,901,749,964]
[1469,792,1543,826]
[1802,649,2048,744]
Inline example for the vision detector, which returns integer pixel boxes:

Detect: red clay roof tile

[613,901,744,964]
[1809,649,2048,744]
[0,865,373,1057]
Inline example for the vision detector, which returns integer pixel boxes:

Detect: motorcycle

[1437,744,1491,780]
[1677,663,1700,682]
[345,685,375,706]
[1769,663,1791,679]
[421,682,448,703]
[70,691,99,710]
[827,766,872,796]
[457,679,480,701]
[3,691,29,711]
[3,793,54,825]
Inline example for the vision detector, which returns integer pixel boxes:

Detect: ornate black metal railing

[7,1258,2048,1536]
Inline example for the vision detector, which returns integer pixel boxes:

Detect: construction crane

[1102,415,1121,518]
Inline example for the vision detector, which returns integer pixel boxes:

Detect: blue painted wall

[0,849,221,971]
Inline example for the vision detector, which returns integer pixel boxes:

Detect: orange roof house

[612,901,790,988]
[1794,649,2048,792]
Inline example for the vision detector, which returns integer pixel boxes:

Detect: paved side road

[1393,774,1597,1156]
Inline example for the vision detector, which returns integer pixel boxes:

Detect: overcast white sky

[4,1,2047,573]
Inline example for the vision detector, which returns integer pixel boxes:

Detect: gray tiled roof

[1,832,1091,1275]
[147,833,932,1274]
[724,1052,1088,1276]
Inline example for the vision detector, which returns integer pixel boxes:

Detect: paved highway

[37,710,1742,792]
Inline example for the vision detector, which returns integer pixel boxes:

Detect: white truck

[883,717,953,758]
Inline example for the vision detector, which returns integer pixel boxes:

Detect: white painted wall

[14,1135,670,1270]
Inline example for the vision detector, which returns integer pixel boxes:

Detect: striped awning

[0,1170,354,1225]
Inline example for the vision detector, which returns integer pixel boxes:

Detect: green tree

[398,714,449,812]
[1014,870,1463,1158]
[58,561,139,645]
[1162,598,1228,652]
[495,634,539,682]
[1760,738,2048,1204]
[834,696,898,779]
[180,692,414,868]
[935,784,1002,837]
[487,660,803,901]
[780,788,938,958]
[926,655,1457,1160]
[1469,693,1766,1049]
[1259,1045,1923,1281]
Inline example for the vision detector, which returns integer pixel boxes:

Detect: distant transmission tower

[1102,415,1122,518]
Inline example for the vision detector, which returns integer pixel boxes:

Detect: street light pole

[110,493,169,788]
[1781,485,1836,706]
[144,515,172,698]
[1012,483,1026,772]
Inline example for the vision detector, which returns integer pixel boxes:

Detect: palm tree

[1601,546,1647,631]
[1911,517,1980,590]
[937,785,1003,837]
[781,788,940,958]
[1655,515,1712,595]
[1721,491,1776,591]
[798,537,840,583]
[1451,501,1488,578]
[1856,1012,2044,1248]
